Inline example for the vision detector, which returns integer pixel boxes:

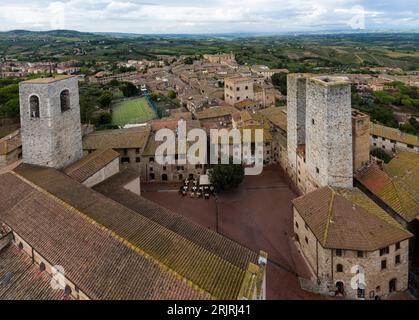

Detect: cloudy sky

[0,0,418,34]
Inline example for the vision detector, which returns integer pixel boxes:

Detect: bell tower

[19,76,83,169]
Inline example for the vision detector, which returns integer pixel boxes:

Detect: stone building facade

[287,74,308,183]
[19,75,83,169]
[305,76,353,191]
[224,77,254,106]
[371,123,419,154]
[0,130,22,168]
[293,187,412,300]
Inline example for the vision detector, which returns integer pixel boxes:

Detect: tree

[209,163,244,193]
[167,90,177,99]
[1,98,20,118]
[98,91,113,108]
[92,111,112,128]
[121,82,139,97]
[371,148,393,164]
[149,92,160,101]
[79,95,97,124]
[271,73,287,95]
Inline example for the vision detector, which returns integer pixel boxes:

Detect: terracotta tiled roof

[0,245,67,300]
[371,123,418,147]
[234,99,255,110]
[257,106,287,132]
[356,153,419,222]
[83,126,151,150]
[11,163,258,300]
[0,130,21,155]
[63,148,120,183]
[195,106,237,120]
[292,186,412,251]
[21,75,75,84]
[0,171,209,300]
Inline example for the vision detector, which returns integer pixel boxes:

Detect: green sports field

[111,97,157,127]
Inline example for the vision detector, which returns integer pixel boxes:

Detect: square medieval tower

[19,75,83,169]
[305,76,353,191]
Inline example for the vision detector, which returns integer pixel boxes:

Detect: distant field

[111,97,156,127]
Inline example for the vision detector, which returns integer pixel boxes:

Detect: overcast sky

[0,0,418,34]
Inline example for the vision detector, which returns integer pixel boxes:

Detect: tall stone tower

[287,74,309,176]
[305,76,353,191]
[352,109,370,172]
[19,75,83,169]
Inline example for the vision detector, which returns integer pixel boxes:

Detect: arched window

[336,264,343,273]
[60,90,70,112]
[29,95,40,118]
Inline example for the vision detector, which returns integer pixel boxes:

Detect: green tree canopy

[98,91,113,108]
[120,82,139,97]
[209,163,244,193]
[371,148,393,164]
[271,72,287,95]
[92,111,112,128]
[167,90,177,99]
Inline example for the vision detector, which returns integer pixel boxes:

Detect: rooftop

[0,245,67,300]
[309,75,350,87]
[195,106,237,120]
[20,75,76,84]
[356,153,419,222]
[83,126,151,150]
[225,76,253,84]
[292,186,412,251]
[63,148,120,183]
[371,123,418,147]
[0,130,21,156]
[6,163,259,300]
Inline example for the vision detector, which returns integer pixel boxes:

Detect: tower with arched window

[19,75,83,168]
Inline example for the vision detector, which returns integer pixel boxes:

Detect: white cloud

[0,0,417,33]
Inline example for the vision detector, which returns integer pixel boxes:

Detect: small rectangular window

[395,255,401,265]
[380,247,390,256]
[357,251,364,258]
[381,260,387,270]
[335,249,343,257]
[395,242,401,250]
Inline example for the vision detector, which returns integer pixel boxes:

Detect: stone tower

[305,76,353,191]
[19,75,83,169]
[352,109,370,172]
[287,74,309,177]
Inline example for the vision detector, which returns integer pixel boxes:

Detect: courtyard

[141,165,324,299]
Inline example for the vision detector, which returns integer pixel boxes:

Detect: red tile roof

[63,148,120,183]
[7,163,259,300]
[292,186,412,251]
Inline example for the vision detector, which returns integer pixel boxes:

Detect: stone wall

[19,77,83,169]
[352,111,371,172]
[287,74,308,179]
[83,157,120,188]
[294,207,410,299]
[305,76,353,190]
[224,78,254,105]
